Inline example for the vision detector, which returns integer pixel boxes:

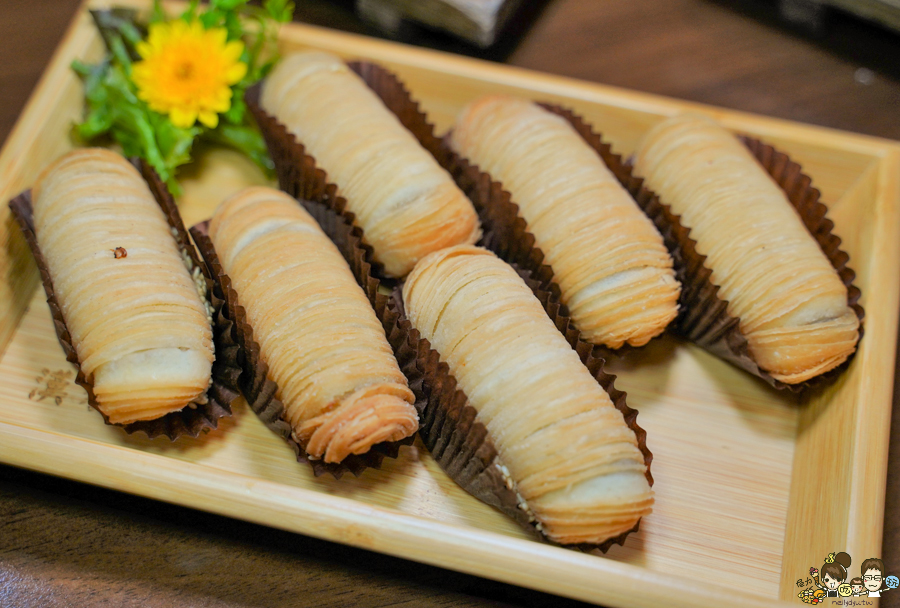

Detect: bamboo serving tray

[1,2,898,606]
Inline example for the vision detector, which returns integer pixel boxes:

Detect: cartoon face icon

[823,573,840,590]
[852,583,865,595]
[887,575,899,590]
[864,569,883,592]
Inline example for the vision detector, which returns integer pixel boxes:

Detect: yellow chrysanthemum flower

[132,20,247,129]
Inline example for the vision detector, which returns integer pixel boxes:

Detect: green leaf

[72,59,113,139]
[117,20,144,48]
[223,11,243,40]
[71,58,198,195]
[202,123,274,173]
[77,0,288,194]
[212,0,247,11]
[77,105,114,140]
[256,57,278,81]
[71,59,93,77]
[109,35,133,75]
[265,0,295,22]
[181,0,201,21]
[90,9,144,60]
[71,58,105,83]
[150,0,167,24]
[242,26,266,80]
[223,94,247,125]
[199,10,220,29]
[104,64,140,105]
[152,116,193,163]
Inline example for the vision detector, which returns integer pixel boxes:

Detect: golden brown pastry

[450,96,680,348]
[633,114,859,383]
[260,51,481,278]
[403,245,653,544]
[31,148,214,424]
[209,186,418,462]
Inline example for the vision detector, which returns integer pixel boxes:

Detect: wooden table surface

[1,1,899,606]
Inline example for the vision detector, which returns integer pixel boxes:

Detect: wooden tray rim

[0,2,898,607]
[0,419,792,608]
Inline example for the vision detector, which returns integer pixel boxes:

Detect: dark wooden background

[1,1,898,606]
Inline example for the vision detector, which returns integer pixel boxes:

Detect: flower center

[174,61,195,81]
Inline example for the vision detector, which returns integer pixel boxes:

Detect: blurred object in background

[356,0,522,47]
[716,0,900,82]
[777,0,900,33]
[297,0,552,60]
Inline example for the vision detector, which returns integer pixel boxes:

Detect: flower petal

[170,107,197,128]
[135,41,153,59]
[198,111,219,129]
[209,96,232,113]
[146,22,168,49]
[223,40,244,62]
[225,61,248,84]
[131,62,148,82]
[209,28,228,48]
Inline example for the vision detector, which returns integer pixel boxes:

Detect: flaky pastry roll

[260,51,481,278]
[31,149,214,424]
[403,245,653,544]
[209,187,417,462]
[450,96,680,348]
[633,114,859,383]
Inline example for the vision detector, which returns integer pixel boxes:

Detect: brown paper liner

[350,63,863,393]
[7,159,240,440]
[344,62,633,379]
[339,62,865,391]
[189,194,415,479]
[343,63,626,364]
[384,277,653,552]
[246,66,651,546]
[533,106,865,392]
[244,83,393,285]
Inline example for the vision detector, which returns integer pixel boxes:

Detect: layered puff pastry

[209,187,418,462]
[260,51,481,278]
[633,114,859,384]
[31,148,214,424]
[403,245,653,544]
[450,96,680,349]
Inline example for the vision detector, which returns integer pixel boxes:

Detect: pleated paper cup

[246,65,652,542]
[382,274,653,552]
[8,159,240,440]
[539,105,864,392]
[190,191,415,479]
[343,62,640,364]
[335,61,865,391]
